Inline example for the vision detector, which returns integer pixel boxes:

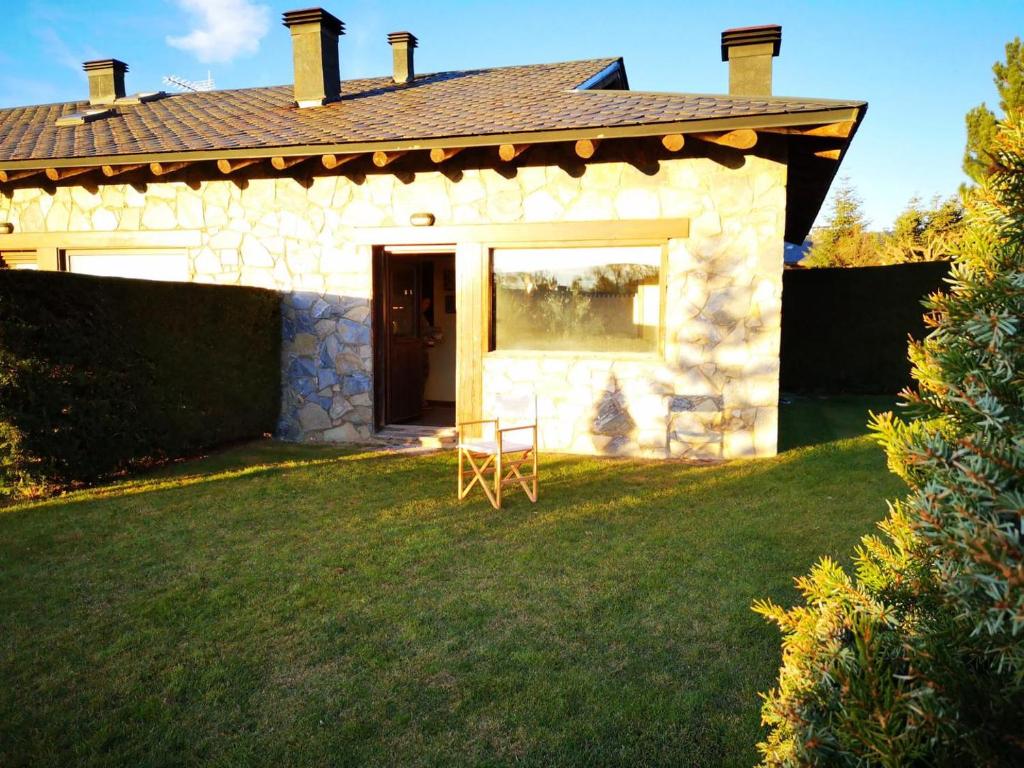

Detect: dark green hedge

[780,261,951,394]
[0,270,280,497]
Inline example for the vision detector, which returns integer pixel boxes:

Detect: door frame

[372,245,457,430]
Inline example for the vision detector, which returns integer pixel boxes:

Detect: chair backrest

[494,391,537,426]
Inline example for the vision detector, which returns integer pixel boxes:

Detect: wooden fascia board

[0,107,862,172]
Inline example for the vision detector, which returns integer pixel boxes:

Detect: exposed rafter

[574,138,600,159]
[498,144,530,162]
[430,147,463,163]
[693,129,757,150]
[45,166,92,181]
[761,121,855,139]
[271,156,308,171]
[0,168,45,183]
[217,158,261,174]
[321,153,358,170]
[661,134,685,152]
[149,161,190,176]
[372,150,407,168]
[101,164,145,177]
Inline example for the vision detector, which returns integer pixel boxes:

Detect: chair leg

[459,449,500,509]
[495,450,502,510]
[532,442,538,503]
[458,446,464,499]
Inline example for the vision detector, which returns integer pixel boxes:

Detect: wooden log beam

[498,143,530,162]
[761,121,855,139]
[371,150,407,168]
[216,158,261,175]
[271,156,308,171]
[149,161,190,176]
[574,138,600,159]
[814,148,843,160]
[45,166,92,182]
[101,164,145,178]
[0,168,46,183]
[661,134,685,152]
[321,153,359,170]
[429,147,463,164]
[693,129,757,150]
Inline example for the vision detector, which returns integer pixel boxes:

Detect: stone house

[0,9,865,460]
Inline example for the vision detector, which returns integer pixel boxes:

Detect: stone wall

[0,149,786,457]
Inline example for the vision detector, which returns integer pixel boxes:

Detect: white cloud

[166,0,270,64]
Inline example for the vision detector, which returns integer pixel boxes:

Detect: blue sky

[2,0,1021,230]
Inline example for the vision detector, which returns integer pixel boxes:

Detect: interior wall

[423,254,456,402]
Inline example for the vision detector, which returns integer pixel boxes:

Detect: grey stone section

[278,291,374,442]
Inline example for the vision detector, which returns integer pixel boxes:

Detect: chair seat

[459,438,532,454]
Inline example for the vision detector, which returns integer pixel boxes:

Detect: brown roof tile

[0,58,863,163]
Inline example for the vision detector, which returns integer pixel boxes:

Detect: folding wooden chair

[457,393,538,509]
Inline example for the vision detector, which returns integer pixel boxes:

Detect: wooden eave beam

[321,153,359,170]
[692,129,758,150]
[101,163,145,177]
[271,155,309,170]
[430,147,464,164]
[574,138,600,159]
[661,134,685,152]
[216,157,261,174]
[371,150,407,168]
[149,161,190,176]
[0,168,46,183]
[45,166,92,181]
[760,121,855,139]
[498,144,530,162]
[814,148,843,160]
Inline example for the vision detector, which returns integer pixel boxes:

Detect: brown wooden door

[383,256,424,424]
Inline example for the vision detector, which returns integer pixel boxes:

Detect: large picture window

[492,245,662,353]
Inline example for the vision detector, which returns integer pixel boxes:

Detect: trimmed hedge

[780,261,951,394]
[0,270,280,497]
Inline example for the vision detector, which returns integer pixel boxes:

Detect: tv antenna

[162,71,215,92]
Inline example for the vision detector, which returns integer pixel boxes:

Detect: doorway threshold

[374,424,457,451]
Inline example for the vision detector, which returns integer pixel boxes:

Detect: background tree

[963,37,1024,184]
[804,179,882,267]
[880,194,965,263]
[755,116,1024,766]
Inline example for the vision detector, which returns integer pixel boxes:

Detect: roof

[0,58,861,161]
[0,57,866,241]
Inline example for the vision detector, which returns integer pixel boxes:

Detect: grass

[0,397,901,767]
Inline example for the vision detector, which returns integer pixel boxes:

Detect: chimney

[282,7,344,108]
[83,59,128,105]
[721,25,781,96]
[387,32,417,85]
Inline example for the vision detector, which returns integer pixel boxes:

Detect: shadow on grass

[778,394,899,452]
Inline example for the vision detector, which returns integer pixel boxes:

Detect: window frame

[0,250,39,269]
[487,240,669,359]
[61,247,191,283]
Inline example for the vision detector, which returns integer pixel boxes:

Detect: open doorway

[373,249,457,430]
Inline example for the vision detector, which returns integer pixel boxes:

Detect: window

[64,250,189,282]
[492,245,662,353]
[0,251,39,270]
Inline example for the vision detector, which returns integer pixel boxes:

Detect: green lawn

[0,397,901,767]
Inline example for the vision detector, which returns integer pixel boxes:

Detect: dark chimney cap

[387,31,418,48]
[282,7,345,35]
[721,25,781,61]
[82,58,129,74]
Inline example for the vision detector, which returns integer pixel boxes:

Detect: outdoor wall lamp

[410,212,435,227]
[0,222,14,234]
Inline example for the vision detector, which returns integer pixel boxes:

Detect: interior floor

[401,403,455,428]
